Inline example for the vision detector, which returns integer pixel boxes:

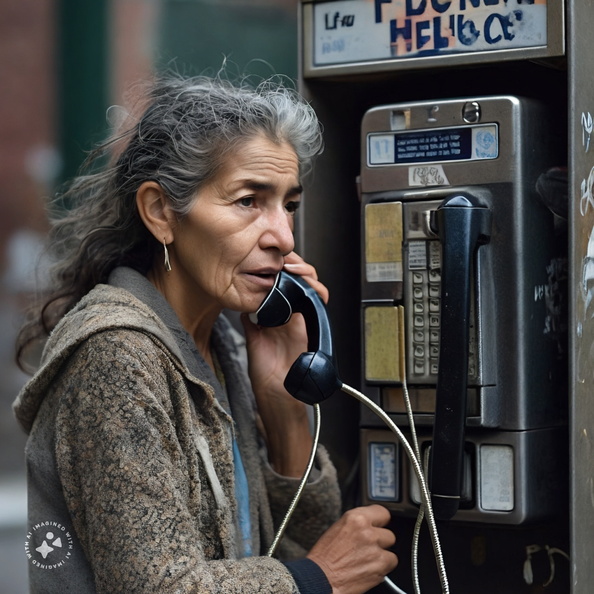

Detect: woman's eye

[239,197,255,207]
[285,201,301,214]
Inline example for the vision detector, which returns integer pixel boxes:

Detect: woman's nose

[259,208,295,254]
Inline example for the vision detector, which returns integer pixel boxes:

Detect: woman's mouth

[243,271,279,288]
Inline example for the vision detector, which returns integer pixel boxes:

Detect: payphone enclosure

[296,1,575,592]
[359,96,567,525]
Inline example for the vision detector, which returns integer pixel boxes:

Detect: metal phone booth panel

[359,95,566,526]
[295,1,591,593]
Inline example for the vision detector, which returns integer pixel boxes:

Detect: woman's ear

[136,181,175,243]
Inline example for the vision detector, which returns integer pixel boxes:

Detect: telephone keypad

[408,239,442,380]
[406,237,478,383]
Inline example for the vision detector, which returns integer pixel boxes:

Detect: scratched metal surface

[569,1,594,592]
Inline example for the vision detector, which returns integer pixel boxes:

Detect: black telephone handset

[250,272,341,405]
[429,194,491,520]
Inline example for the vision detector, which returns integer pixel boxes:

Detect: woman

[14,74,397,593]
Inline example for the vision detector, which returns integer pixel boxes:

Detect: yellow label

[365,202,403,283]
[364,306,402,382]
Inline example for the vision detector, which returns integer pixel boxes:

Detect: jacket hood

[13,283,186,434]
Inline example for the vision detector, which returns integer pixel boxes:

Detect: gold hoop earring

[163,240,172,272]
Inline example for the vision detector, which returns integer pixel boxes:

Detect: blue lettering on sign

[456,14,481,45]
[484,10,522,43]
[375,0,392,23]
[387,10,529,53]
[374,0,536,23]
[406,0,426,16]
[391,19,413,53]
[416,18,449,50]
[321,39,346,54]
[416,19,431,49]
[432,0,453,14]
[368,1,540,58]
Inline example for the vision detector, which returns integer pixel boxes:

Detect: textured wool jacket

[13,268,341,593]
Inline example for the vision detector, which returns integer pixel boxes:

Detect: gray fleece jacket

[13,267,341,593]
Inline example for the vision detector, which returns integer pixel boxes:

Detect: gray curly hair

[17,73,324,368]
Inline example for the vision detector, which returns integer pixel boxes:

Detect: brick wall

[0,0,56,268]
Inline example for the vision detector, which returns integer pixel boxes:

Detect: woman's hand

[281,251,329,304]
[307,505,398,594]
[241,252,328,477]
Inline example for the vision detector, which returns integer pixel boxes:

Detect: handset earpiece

[250,271,341,405]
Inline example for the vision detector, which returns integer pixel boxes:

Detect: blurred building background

[0,1,299,590]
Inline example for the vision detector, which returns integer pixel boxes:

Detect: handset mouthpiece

[250,274,293,326]
[249,270,341,404]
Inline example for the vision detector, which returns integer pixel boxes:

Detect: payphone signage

[302,0,565,77]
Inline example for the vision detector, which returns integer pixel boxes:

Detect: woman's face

[168,135,302,317]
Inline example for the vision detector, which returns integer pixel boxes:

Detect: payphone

[359,96,567,524]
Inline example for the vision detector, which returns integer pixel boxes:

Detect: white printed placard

[408,164,449,187]
[313,0,548,66]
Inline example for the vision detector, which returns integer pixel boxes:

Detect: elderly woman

[14,74,397,593]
